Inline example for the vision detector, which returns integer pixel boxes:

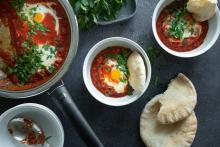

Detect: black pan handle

[48,81,104,147]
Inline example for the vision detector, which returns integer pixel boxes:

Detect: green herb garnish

[167,8,188,39]
[106,66,111,72]
[50,47,57,55]
[47,55,53,60]
[20,13,28,21]
[11,0,24,12]
[128,86,133,96]
[28,7,37,17]
[147,46,160,64]
[43,43,50,51]
[166,0,189,39]
[70,0,125,29]
[120,77,127,83]
[7,3,55,84]
[8,43,44,84]
[48,66,56,73]
[34,21,50,34]
[105,52,129,76]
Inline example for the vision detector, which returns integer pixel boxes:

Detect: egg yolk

[34,13,44,23]
[110,69,121,83]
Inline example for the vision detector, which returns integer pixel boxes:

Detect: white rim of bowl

[0,103,64,147]
[152,0,220,58]
[83,37,152,106]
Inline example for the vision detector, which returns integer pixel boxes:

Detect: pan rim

[0,0,79,98]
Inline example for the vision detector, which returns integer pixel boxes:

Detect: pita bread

[127,52,146,92]
[187,0,217,21]
[140,94,197,147]
[157,73,197,124]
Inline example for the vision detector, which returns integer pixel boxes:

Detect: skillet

[0,0,103,146]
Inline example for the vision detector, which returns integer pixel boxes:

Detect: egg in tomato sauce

[156,0,208,52]
[0,0,70,90]
[91,47,133,97]
[21,3,60,34]
[103,59,128,94]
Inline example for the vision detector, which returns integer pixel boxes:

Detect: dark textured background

[1,0,220,147]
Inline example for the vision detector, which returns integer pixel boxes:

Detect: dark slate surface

[1,0,220,147]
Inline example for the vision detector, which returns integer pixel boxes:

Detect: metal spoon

[7,118,49,146]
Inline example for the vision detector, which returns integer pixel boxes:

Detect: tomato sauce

[156,0,208,52]
[91,47,131,97]
[0,0,70,90]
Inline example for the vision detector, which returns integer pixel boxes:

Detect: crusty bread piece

[187,0,217,21]
[127,52,146,92]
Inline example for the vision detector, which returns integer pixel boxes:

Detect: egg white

[37,44,57,69]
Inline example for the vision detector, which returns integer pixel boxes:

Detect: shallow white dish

[83,37,151,106]
[0,103,64,147]
[152,0,220,58]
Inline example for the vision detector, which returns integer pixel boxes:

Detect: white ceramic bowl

[0,103,64,147]
[83,37,151,106]
[152,0,220,58]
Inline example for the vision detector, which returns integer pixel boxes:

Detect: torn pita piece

[140,94,197,147]
[157,73,197,124]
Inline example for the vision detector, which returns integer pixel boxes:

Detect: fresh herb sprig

[70,0,125,29]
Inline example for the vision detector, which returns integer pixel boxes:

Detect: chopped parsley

[11,0,24,12]
[34,21,50,34]
[8,43,44,84]
[48,66,56,73]
[128,86,133,96]
[47,55,53,60]
[120,77,127,83]
[106,66,111,72]
[28,7,37,17]
[43,43,50,51]
[105,52,130,76]
[147,46,160,64]
[50,47,57,55]
[7,3,56,84]
[20,12,28,21]
[167,8,188,39]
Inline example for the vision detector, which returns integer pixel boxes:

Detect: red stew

[91,47,132,97]
[156,0,208,52]
[0,0,70,90]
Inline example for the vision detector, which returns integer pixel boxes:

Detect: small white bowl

[0,103,64,147]
[83,37,151,106]
[152,0,220,58]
